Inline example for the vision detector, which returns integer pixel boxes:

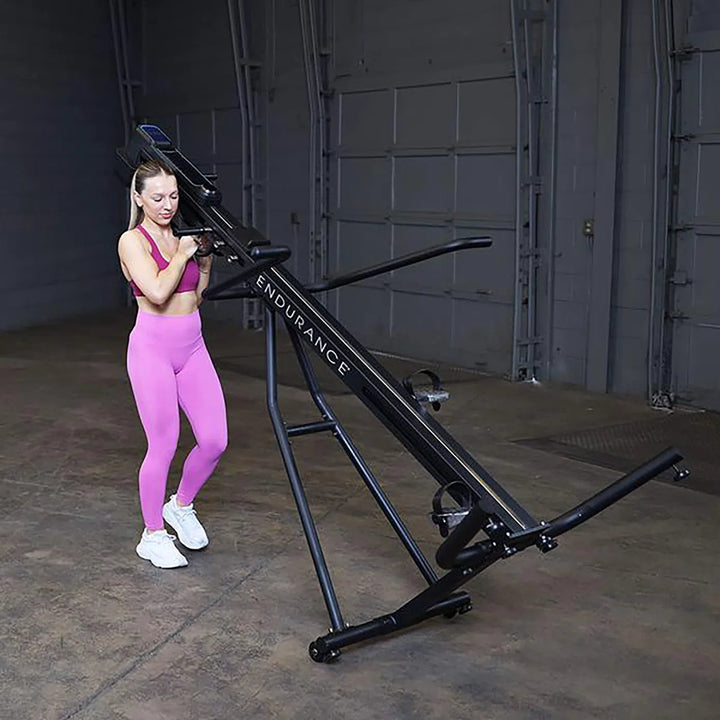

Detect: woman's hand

[194,233,214,274]
[178,234,200,260]
[196,252,213,274]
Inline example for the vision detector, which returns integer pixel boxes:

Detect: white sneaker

[162,495,209,550]
[136,529,188,569]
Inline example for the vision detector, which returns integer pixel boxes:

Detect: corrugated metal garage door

[670,32,720,409]
[326,4,518,375]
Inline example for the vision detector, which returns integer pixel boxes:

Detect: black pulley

[430,481,473,538]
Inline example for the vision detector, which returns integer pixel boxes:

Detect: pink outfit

[126,310,227,530]
[129,224,200,297]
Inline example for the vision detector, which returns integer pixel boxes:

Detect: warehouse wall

[550,0,654,393]
[324,0,518,374]
[123,0,684,398]
[134,0,269,325]
[0,1,124,330]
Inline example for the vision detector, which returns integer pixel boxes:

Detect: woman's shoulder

[118,227,150,253]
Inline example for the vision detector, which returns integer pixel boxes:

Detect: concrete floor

[1,309,718,720]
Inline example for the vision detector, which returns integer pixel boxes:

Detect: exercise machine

[119,125,686,662]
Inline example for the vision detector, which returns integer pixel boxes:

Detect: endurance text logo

[256,275,351,377]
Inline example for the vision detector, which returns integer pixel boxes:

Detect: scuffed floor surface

[0,310,717,720]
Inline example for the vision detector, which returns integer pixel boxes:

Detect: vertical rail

[298,0,319,282]
[237,0,257,225]
[264,310,345,631]
[649,0,664,404]
[117,0,135,123]
[659,0,678,400]
[299,0,331,285]
[543,0,559,381]
[108,0,130,144]
[510,0,526,381]
[228,0,262,328]
[311,0,330,284]
[523,10,538,380]
[510,0,546,381]
[227,0,249,225]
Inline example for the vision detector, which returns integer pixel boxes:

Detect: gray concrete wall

[129,0,674,397]
[256,0,668,394]
[258,0,313,282]
[538,1,669,399]
[11,0,717,406]
[550,0,657,394]
[551,1,602,387]
[0,1,124,331]
[609,0,656,396]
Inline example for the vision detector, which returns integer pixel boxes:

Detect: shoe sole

[136,544,188,569]
[162,508,209,551]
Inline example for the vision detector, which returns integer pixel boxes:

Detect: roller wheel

[309,640,340,663]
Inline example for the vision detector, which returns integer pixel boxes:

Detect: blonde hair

[127,159,175,229]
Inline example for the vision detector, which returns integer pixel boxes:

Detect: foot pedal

[430,481,473,537]
[402,369,449,411]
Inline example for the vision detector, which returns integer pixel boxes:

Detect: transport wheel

[308,640,340,663]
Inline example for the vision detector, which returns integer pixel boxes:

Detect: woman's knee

[145,433,179,464]
[198,430,228,460]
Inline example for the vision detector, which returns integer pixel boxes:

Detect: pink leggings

[127,310,227,530]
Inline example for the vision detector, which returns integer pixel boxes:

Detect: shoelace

[149,531,177,543]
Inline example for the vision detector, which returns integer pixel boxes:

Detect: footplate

[402,369,449,411]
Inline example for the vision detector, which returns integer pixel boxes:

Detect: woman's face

[136,173,179,226]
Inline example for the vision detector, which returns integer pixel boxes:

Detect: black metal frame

[119,125,685,662]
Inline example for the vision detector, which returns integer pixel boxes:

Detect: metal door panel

[338,157,390,213]
[695,142,720,221]
[339,90,393,148]
[334,220,391,284]
[337,285,392,347]
[214,107,245,162]
[698,51,720,128]
[396,84,454,146]
[456,153,516,219]
[215,163,245,223]
[458,78,516,146]
[687,325,720,397]
[391,224,453,293]
[669,41,720,408]
[394,155,453,213]
[389,291,453,357]
[453,227,515,302]
[178,111,214,166]
[451,298,514,372]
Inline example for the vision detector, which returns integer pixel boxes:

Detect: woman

[118,159,228,569]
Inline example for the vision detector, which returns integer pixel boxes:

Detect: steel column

[585,0,623,393]
[648,0,677,407]
[510,0,551,382]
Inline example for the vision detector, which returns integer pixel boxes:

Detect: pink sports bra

[129,224,200,298]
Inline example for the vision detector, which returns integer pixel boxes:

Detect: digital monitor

[138,124,173,148]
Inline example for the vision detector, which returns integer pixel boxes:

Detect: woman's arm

[196,253,213,305]
[118,230,197,306]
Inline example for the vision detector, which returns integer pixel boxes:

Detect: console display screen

[139,124,172,148]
